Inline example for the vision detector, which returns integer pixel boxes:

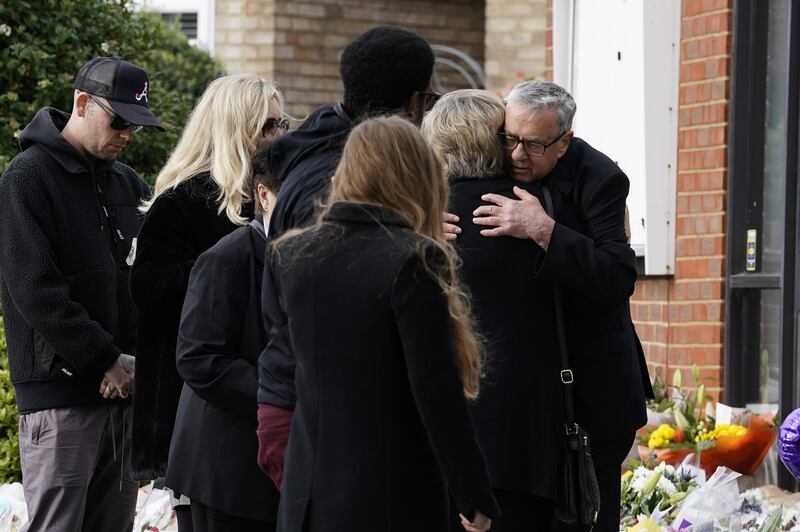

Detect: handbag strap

[541,186,578,433]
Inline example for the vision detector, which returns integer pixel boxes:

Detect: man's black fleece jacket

[0,107,149,413]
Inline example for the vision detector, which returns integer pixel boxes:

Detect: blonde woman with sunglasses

[128,74,286,531]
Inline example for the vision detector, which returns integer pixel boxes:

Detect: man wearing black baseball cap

[0,57,160,531]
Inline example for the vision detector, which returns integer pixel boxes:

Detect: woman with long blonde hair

[129,74,287,531]
[257,116,498,532]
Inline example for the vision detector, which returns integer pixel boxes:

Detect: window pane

[761,0,791,274]
[758,289,781,404]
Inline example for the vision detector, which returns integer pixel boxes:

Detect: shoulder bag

[542,185,601,532]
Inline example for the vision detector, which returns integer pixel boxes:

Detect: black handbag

[542,186,601,532]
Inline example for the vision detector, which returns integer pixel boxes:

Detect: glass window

[760,0,791,274]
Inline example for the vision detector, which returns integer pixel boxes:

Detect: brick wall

[215,0,486,116]
[215,0,277,76]
[483,0,548,95]
[634,0,732,398]
[284,1,485,116]
[544,0,733,398]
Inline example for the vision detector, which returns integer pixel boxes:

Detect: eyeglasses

[420,90,442,112]
[89,95,143,133]
[262,117,290,137]
[498,130,566,157]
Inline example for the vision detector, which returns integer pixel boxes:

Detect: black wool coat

[165,221,279,522]
[129,173,249,480]
[449,176,563,500]
[258,202,499,532]
[532,137,652,439]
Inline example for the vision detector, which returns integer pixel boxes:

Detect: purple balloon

[778,408,800,480]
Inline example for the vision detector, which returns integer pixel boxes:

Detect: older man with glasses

[0,56,161,531]
[446,80,654,532]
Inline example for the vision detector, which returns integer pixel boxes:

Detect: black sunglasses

[89,95,143,133]
[262,117,290,136]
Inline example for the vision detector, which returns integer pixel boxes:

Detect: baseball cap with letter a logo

[74,57,164,130]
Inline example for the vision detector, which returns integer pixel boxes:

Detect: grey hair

[421,89,506,180]
[506,80,577,133]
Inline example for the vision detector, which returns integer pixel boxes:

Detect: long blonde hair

[280,116,485,398]
[141,74,284,224]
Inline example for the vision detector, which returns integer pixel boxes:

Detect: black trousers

[450,490,553,531]
[190,500,276,532]
[591,432,636,532]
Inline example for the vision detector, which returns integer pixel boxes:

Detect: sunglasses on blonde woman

[262,117,290,137]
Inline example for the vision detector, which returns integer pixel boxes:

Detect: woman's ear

[255,183,269,212]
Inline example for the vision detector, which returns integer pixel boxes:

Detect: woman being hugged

[422,90,563,530]
[129,74,287,526]
[258,116,498,532]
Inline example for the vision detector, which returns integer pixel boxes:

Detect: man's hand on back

[472,186,555,250]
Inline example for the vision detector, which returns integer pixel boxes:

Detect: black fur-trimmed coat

[129,173,250,480]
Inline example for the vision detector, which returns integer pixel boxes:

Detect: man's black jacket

[535,137,653,438]
[0,108,148,413]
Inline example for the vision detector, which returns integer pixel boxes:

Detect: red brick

[676,213,725,235]
[668,323,723,344]
[634,279,670,301]
[678,147,726,171]
[668,345,723,365]
[679,80,729,105]
[680,125,727,148]
[682,0,732,18]
[676,192,725,214]
[670,280,724,300]
[681,34,731,60]
[681,11,731,38]
[679,102,728,127]
[675,257,725,278]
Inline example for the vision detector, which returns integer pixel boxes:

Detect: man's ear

[557,130,574,159]
[75,92,91,118]
[406,91,425,126]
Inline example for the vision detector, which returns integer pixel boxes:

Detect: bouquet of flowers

[620,461,702,530]
[637,366,776,476]
[638,367,716,467]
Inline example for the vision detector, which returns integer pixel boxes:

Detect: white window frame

[132,0,215,53]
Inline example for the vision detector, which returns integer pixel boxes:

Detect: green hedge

[0,314,21,483]
[0,0,225,183]
[0,0,226,483]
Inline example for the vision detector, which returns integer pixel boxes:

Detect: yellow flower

[627,516,664,532]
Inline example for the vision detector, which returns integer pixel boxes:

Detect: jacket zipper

[93,170,119,268]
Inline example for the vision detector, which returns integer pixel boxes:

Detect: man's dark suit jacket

[533,137,653,439]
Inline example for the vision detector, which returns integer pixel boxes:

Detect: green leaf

[758,507,783,532]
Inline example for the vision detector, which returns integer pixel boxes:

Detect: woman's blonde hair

[141,74,284,224]
[421,89,506,180]
[279,116,485,399]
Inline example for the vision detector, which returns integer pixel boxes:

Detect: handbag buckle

[565,423,580,435]
[560,369,574,384]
